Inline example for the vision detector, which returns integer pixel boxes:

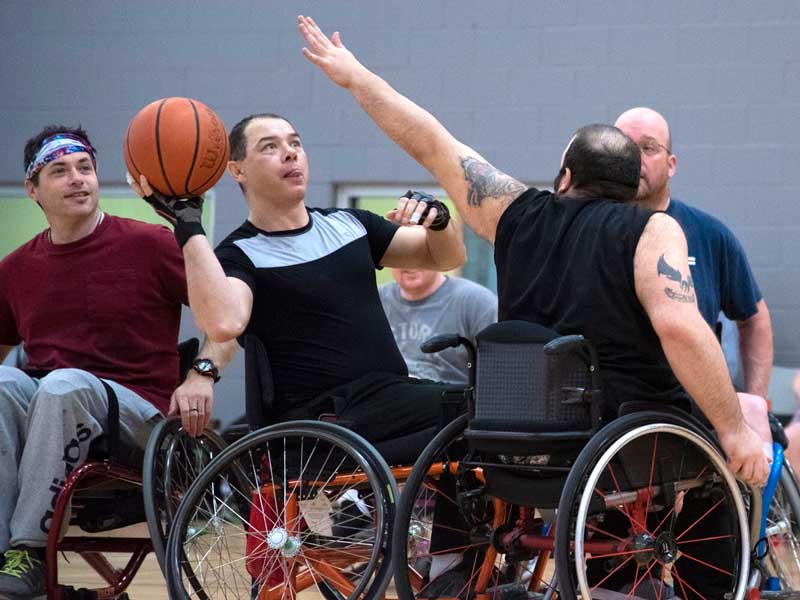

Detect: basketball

[124,97,229,198]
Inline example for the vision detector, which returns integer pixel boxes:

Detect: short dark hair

[228,113,294,161]
[24,124,94,186]
[555,124,640,203]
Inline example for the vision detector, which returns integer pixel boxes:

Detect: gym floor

[58,523,168,599]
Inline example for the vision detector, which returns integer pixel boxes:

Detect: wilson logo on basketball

[124,97,230,198]
[200,108,225,170]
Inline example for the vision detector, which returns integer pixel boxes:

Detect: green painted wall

[0,196,215,259]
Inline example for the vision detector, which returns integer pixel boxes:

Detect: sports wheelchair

[45,338,227,599]
[164,334,435,599]
[390,320,800,600]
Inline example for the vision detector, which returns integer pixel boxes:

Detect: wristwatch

[192,358,220,383]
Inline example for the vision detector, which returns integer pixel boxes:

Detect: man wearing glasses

[615,107,773,404]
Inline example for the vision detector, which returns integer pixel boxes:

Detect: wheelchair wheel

[392,415,551,600]
[555,411,750,600]
[143,416,227,572]
[762,460,800,592]
[165,420,394,600]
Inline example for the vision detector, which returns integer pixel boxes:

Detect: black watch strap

[192,357,221,383]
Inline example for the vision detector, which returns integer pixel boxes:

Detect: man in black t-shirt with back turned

[298,15,770,489]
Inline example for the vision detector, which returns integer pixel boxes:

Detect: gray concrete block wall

[1,1,799,423]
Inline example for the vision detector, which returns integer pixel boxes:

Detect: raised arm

[634,213,769,487]
[130,175,253,342]
[298,15,525,244]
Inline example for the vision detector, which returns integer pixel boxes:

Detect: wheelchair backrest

[471,320,602,434]
[243,334,276,431]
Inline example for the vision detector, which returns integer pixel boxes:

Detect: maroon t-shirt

[0,215,188,414]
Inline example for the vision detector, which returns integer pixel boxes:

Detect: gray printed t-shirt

[379,277,497,385]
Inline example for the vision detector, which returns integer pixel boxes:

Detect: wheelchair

[164,334,412,599]
[390,320,800,600]
[45,338,227,599]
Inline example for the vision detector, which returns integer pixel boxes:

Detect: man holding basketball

[0,125,188,595]
[134,110,467,453]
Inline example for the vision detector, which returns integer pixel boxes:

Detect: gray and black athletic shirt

[215,207,408,409]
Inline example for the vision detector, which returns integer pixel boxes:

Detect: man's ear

[24,178,36,201]
[227,160,243,182]
[557,167,572,194]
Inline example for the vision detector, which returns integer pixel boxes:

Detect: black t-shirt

[215,207,408,409]
[495,188,689,415]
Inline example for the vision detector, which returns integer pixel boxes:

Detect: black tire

[165,420,394,600]
[555,411,750,600]
[142,416,227,573]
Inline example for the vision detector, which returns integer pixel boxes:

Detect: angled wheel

[761,460,800,593]
[143,416,227,573]
[555,411,750,600]
[165,420,395,600]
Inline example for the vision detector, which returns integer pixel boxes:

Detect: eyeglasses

[638,139,671,156]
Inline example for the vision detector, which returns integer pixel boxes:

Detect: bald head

[615,107,671,151]
[613,107,676,210]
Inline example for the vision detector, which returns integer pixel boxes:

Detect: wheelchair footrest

[76,492,145,532]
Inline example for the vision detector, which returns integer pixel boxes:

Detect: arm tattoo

[657,254,695,303]
[460,156,526,207]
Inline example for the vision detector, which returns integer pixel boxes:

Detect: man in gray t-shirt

[379,269,497,385]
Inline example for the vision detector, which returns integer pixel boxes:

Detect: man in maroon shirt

[0,125,188,596]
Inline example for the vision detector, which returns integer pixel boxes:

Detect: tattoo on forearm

[460,156,526,207]
[657,254,695,303]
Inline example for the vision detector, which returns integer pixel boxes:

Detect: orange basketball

[124,97,229,198]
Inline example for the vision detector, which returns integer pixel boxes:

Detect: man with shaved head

[614,107,773,400]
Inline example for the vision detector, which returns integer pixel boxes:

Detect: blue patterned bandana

[26,133,97,180]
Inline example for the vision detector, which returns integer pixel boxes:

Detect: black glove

[143,192,205,248]
[402,190,451,231]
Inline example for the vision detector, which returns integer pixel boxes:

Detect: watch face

[195,359,212,373]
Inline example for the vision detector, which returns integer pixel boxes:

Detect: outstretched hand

[298,15,362,88]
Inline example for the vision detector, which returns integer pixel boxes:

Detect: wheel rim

[573,423,749,600]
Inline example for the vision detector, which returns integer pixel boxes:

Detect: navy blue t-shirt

[666,198,761,327]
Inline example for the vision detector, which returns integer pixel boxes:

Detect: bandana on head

[25,133,97,180]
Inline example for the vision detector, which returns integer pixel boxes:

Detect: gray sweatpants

[0,366,160,550]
